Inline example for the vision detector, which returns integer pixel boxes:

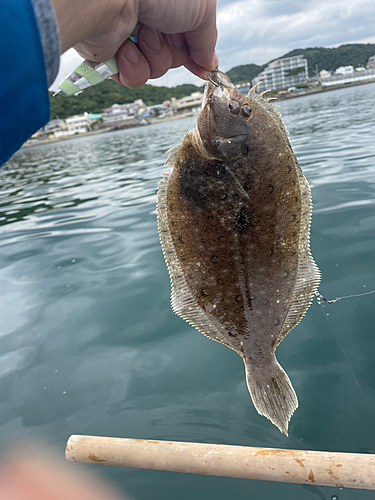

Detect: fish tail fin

[244,356,298,436]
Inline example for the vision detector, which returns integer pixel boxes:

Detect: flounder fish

[156,70,320,435]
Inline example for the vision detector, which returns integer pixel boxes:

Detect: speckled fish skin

[157,70,321,435]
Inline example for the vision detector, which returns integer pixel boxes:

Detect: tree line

[50,81,202,119]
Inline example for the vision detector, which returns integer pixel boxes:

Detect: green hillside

[50,43,375,119]
[50,79,202,119]
[226,43,375,84]
[226,63,265,84]
[281,43,375,76]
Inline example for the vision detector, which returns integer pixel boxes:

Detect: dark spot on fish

[178,236,184,244]
[287,165,292,173]
[200,288,209,297]
[283,269,289,277]
[171,221,175,226]
[243,174,254,191]
[274,318,280,326]
[295,196,299,203]
[291,214,296,222]
[184,186,206,207]
[169,203,173,211]
[211,255,218,263]
[236,207,253,234]
[204,163,226,178]
[236,295,242,302]
[268,185,274,194]
[268,248,274,256]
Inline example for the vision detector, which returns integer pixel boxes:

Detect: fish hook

[208,76,220,87]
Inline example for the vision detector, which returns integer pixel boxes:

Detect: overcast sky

[51,0,375,90]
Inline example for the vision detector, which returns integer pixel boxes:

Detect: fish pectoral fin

[244,356,298,436]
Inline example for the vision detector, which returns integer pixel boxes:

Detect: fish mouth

[202,70,236,110]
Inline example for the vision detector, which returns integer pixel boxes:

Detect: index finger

[183,0,218,71]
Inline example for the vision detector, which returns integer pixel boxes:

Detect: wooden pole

[66,435,375,490]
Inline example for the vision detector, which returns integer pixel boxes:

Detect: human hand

[51,0,218,87]
[0,449,127,500]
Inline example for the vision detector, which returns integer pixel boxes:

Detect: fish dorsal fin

[279,162,321,340]
[247,85,289,136]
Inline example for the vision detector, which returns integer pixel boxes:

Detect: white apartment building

[335,65,354,75]
[53,113,90,138]
[367,54,375,69]
[65,114,90,134]
[252,55,309,92]
[171,92,203,113]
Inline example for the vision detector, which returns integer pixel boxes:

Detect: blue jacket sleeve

[1,0,51,166]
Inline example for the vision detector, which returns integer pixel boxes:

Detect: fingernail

[124,42,140,65]
[169,33,185,49]
[142,26,161,51]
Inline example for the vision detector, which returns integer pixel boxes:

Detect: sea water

[0,82,375,500]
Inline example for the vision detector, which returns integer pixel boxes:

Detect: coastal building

[66,114,90,134]
[320,66,375,87]
[42,118,67,135]
[319,69,331,79]
[103,99,147,118]
[102,112,134,123]
[171,92,203,113]
[147,102,172,119]
[335,65,354,75]
[252,55,309,92]
[368,55,375,69]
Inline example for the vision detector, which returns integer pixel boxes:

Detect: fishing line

[315,292,372,415]
[315,289,375,304]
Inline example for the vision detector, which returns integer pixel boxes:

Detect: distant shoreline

[22,112,197,149]
[275,77,375,100]
[23,78,375,150]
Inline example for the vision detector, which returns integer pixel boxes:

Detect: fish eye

[228,101,240,115]
[241,104,252,118]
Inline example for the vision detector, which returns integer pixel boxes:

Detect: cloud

[50,0,375,90]
[216,0,375,67]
